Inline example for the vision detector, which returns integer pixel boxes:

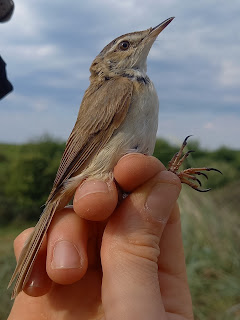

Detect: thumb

[101,170,181,320]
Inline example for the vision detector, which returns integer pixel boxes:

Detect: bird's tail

[8,200,59,299]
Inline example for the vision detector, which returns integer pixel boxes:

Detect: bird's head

[90,17,174,80]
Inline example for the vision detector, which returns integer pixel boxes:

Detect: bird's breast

[67,78,159,182]
[114,78,159,155]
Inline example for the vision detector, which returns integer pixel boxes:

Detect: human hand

[8,154,193,320]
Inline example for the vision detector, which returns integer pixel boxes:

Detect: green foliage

[0,136,65,224]
[0,135,239,225]
[153,137,179,166]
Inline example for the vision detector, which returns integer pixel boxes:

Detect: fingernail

[145,172,180,222]
[75,180,109,201]
[26,277,52,297]
[51,240,81,269]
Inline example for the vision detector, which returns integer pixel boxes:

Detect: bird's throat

[121,68,150,85]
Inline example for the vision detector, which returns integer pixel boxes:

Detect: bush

[0,135,239,225]
[0,137,65,224]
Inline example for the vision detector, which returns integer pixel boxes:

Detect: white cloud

[204,122,214,130]
[218,60,240,87]
[0,0,239,149]
[6,93,50,112]
[158,113,240,149]
[6,44,58,63]
[1,2,42,41]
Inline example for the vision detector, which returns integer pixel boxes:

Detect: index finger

[73,154,165,221]
[114,153,165,192]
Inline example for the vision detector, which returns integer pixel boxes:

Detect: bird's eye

[118,40,130,51]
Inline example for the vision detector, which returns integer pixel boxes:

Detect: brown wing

[47,77,133,202]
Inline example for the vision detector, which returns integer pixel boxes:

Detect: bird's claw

[168,136,222,192]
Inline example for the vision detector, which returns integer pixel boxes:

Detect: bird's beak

[150,17,175,38]
[132,17,174,69]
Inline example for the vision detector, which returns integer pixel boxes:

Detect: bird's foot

[167,135,222,192]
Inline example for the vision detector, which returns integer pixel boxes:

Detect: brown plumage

[9,17,175,299]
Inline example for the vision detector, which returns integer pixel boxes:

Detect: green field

[0,137,239,319]
[179,184,240,320]
[0,225,24,318]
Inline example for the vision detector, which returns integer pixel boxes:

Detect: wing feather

[47,77,133,202]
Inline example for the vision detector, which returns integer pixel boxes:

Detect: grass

[179,182,240,320]
[0,225,25,319]
[1,184,239,319]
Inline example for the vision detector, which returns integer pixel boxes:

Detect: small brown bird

[8,17,220,299]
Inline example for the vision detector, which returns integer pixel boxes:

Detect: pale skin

[8,154,194,320]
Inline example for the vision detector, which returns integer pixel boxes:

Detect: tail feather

[8,201,59,299]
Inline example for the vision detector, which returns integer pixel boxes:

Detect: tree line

[0,136,238,225]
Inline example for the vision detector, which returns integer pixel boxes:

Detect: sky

[1,0,240,149]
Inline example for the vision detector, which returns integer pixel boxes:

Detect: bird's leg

[168,135,222,192]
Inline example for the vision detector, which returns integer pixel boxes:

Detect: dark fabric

[0,55,13,99]
[0,0,14,23]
